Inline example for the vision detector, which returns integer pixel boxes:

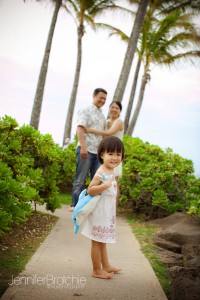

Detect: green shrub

[0,162,32,234]
[120,135,200,219]
[1,115,199,233]
[0,115,64,233]
[58,139,77,193]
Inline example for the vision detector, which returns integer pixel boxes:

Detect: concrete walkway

[1,205,167,300]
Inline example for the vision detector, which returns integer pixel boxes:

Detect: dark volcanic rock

[156,247,183,267]
[151,213,200,300]
[170,277,200,300]
[168,266,200,281]
[153,237,182,253]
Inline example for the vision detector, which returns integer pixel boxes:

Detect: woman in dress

[84,101,124,211]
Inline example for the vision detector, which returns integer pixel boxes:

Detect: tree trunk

[126,71,148,135]
[63,24,84,146]
[30,0,62,129]
[112,0,149,103]
[124,56,142,133]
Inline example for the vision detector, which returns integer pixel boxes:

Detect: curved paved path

[1,205,167,300]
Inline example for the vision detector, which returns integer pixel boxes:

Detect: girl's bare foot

[103,266,122,273]
[92,270,114,279]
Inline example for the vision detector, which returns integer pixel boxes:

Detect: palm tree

[126,9,200,135]
[124,55,142,132]
[95,0,153,132]
[113,0,200,133]
[124,0,159,133]
[96,1,200,133]
[100,24,142,133]
[112,0,149,104]
[62,0,121,146]
[29,0,63,129]
[95,0,200,133]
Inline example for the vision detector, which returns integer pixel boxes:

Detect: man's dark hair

[93,88,107,96]
[97,136,124,164]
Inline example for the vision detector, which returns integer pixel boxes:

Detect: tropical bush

[120,135,200,219]
[58,139,77,193]
[0,115,63,233]
[1,115,199,234]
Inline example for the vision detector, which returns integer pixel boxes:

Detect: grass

[57,192,72,205]
[126,214,171,298]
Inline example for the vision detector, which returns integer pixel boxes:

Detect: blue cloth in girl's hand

[72,173,107,234]
[72,189,93,234]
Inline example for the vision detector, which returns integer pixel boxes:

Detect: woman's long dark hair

[109,101,122,111]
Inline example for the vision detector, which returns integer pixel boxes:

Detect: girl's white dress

[81,174,117,243]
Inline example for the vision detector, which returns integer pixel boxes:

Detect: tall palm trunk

[112,0,149,103]
[30,0,62,129]
[124,56,142,133]
[126,71,149,135]
[63,24,84,146]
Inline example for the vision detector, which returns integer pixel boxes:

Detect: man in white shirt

[69,88,107,211]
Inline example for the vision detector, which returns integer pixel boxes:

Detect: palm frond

[159,50,200,68]
[158,0,200,15]
[94,22,129,42]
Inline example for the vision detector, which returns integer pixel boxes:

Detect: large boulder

[153,236,182,253]
[155,247,183,267]
[182,244,200,262]
[150,213,200,300]
[170,277,200,300]
[168,266,200,281]
[152,213,200,245]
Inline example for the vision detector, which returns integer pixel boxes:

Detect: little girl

[81,136,124,279]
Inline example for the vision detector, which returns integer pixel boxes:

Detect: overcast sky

[0,0,200,176]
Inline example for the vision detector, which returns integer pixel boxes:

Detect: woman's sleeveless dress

[81,174,117,243]
[107,118,124,178]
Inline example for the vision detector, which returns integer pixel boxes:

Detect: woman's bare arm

[77,126,88,159]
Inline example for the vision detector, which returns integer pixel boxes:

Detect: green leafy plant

[1,115,199,234]
[0,115,64,233]
[58,139,77,193]
[120,135,200,219]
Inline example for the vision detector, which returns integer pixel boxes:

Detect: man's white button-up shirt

[77,104,106,154]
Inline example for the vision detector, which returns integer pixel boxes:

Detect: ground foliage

[1,115,199,234]
[0,116,63,234]
[58,139,77,193]
[120,135,200,219]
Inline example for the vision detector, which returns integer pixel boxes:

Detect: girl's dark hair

[109,101,122,111]
[97,136,124,164]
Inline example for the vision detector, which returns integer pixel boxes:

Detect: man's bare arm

[77,126,88,160]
